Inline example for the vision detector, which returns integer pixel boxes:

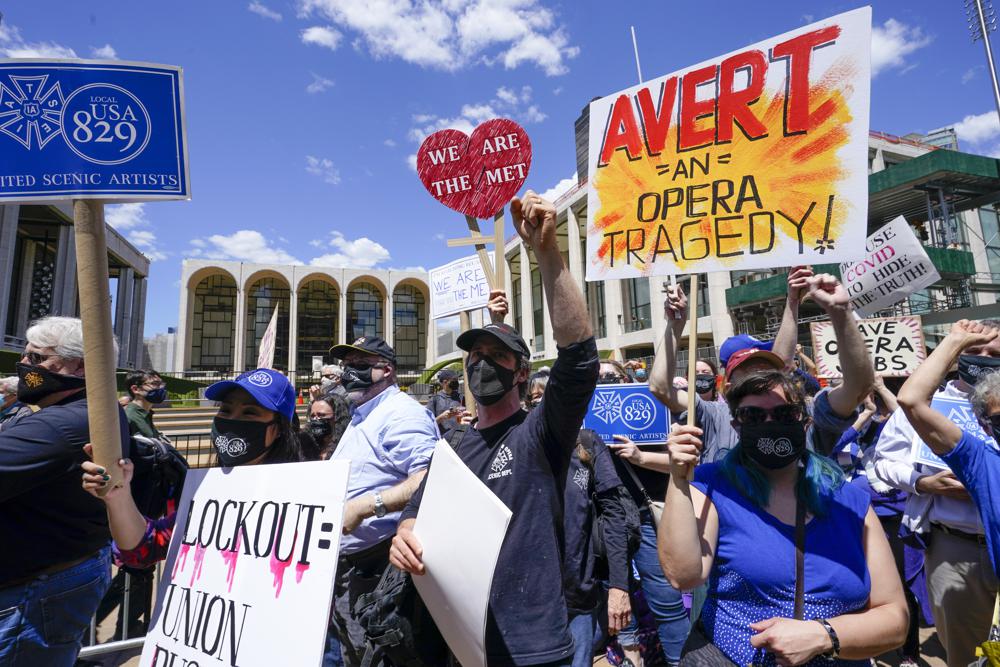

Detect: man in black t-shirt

[391,190,599,667]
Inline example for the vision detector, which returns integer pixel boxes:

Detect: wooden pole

[464,215,497,290]
[73,200,124,493]
[459,310,476,419]
[493,210,505,293]
[685,273,700,480]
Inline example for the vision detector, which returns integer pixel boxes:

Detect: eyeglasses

[599,373,625,384]
[21,350,57,365]
[734,404,804,425]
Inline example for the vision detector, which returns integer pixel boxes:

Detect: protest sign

[430,252,494,319]
[413,439,512,667]
[912,395,997,469]
[0,59,189,202]
[142,460,350,667]
[256,305,279,369]
[810,315,926,378]
[417,118,531,220]
[840,215,941,317]
[585,8,871,279]
[584,384,669,445]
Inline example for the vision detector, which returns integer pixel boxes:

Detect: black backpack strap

[446,424,469,451]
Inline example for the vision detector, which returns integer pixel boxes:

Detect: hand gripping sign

[585,8,871,280]
[0,58,189,492]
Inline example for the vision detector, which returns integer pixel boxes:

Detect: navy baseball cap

[205,368,297,420]
[457,322,531,358]
[719,334,774,366]
[329,336,397,364]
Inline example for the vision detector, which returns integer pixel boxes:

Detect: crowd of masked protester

[5,190,1000,667]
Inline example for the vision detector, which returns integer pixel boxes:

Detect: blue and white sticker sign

[0,59,189,202]
[584,384,668,445]
[912,394,997,469]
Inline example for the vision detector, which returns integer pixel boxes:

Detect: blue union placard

[0,59,189,201]
[584,383,669,445]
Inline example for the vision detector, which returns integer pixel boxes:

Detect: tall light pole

[967,0,1000,120]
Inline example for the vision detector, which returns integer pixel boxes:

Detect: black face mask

[467,357,517,406]
[306,418,333,441]
[211,416,273,466]
[342,365,379,393]
[738,420,808,470]
[694,374,716,395]
[16,362,85,404]
[958,354,1000,386]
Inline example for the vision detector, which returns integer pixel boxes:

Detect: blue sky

[3,0,999,335]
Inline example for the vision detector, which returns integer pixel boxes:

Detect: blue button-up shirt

[329,385,437,554]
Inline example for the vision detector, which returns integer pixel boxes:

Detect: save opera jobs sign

[0,59,189,202]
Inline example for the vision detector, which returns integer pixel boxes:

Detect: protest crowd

[0,187,997,667]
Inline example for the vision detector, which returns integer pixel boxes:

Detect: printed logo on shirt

[757,437,793,456]
[488,444,514,480]
[573,468,590,491]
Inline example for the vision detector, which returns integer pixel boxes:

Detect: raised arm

[511,191,591,346]
[808,274,874,417]
[658,425,717,590]
[771,266,814,367]
[872,374,899,414]
[797,344,819,376]
[897,320,998,456]
[486,289,508,325]
[82,454,148,551]
[649,285,688,414]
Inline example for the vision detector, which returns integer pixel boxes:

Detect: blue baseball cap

[718,334,774,366]
[205,368,296,420]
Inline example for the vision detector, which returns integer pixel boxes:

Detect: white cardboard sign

[840,216,941,317]
[413,439,512,667]
[810,315,926,378]
[429,252,494,319]
[142,461,350,667]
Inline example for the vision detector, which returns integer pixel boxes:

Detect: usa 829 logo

[592,390,657,431]
[0,75,151,164]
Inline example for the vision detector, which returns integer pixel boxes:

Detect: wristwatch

[373,492,387,518]
[816,618,840,659]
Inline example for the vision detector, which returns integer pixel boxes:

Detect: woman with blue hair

[660,370,908,666]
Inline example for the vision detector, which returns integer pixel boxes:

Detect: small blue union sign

[0,59,189,201]
[584,383,669,445]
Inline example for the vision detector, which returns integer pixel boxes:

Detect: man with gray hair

[0,316,130,666]
[0,375,30,429]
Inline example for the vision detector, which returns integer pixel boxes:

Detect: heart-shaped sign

[416,118,532,219]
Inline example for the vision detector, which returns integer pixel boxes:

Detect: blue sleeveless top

[692,463,871,667]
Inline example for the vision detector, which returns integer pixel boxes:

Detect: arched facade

[392,281,428,370]
[244,273,290,371]
[346,278,384,341]
[296,276,339,374]
[189,271,238,371]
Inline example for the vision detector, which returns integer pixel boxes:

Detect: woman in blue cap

[80,368,311,567]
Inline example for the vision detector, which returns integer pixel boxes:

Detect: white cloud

[871,18,932,77]
[301,25,343,50]
[383,138,397,147]
[309,231,391,269]
[106,204,168,261]
[0,23,76,58]
[953,110,1000,145]
[305,155,341,184]
[308,238,324,248]
[249,1,283,21]
[406,84,547,165]
[90,44,117,59]
[538,175,577,203]
[963,67,981,84]
[192,230,302,264]
[306,72,335,93]
[297,0,577,75]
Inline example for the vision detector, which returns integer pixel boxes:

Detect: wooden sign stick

[458,310,477,419]
[464,215,497,291]
[685,273,700,481]
[493,210,505,293]
[74,200,123,493]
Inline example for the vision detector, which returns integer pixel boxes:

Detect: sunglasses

[21,350,57,365]
[734,404,804,425]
